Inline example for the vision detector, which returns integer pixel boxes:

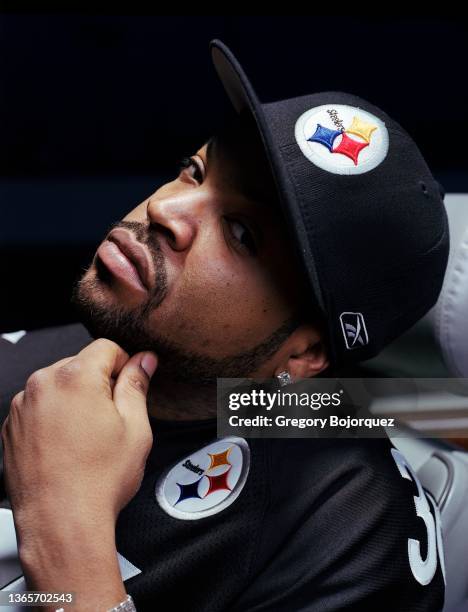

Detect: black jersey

[0,325,445,611]
[116,417,445,611]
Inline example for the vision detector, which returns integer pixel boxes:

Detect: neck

[147,379,218,421]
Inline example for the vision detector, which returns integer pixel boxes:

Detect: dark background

[1,15,467,332]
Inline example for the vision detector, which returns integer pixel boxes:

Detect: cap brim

[210,39,260,116]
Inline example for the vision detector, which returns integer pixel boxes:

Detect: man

[1,40,448,611]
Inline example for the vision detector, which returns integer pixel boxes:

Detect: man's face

[73,138,309,384]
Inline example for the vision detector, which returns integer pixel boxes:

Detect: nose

[146,192,202,253]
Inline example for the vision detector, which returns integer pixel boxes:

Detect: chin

[71,271,152,356]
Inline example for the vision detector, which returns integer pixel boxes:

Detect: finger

[74,338,130,381]
[113,352,158,424]
[49,356,76,370]
[1,414,9,443]
[3,391,23,438]
[8,391,24,422]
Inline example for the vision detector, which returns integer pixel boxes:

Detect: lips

[96,228,153,293]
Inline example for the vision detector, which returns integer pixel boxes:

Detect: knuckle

[25,368,48,397]
[8,391,24,417]
[94,337,123,355]
[10,391,23,412]
[54,359,83,387]
[93,337,113,350]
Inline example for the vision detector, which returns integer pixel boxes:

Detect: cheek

[148,254,284,355]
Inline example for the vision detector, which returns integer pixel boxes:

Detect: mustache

[105,219,157,251]
[102,219,168,311]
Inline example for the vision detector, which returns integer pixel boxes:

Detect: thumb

[113,351,158,421]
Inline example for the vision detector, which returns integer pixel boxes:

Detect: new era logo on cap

[339,312,369,349]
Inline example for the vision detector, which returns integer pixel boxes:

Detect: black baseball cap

[210,39,450,368]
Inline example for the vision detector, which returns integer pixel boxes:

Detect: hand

[1,337,158,548]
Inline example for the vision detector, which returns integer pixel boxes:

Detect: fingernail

[140,352,158,378]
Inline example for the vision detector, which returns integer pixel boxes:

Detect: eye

[178,156,205,184]
[226,218,257,255]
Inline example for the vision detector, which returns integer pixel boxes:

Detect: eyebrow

[204,135,277,213]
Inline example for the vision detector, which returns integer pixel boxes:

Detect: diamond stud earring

[277,370,292,387]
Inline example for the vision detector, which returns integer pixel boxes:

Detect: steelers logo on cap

[155,437,250,520]
[295,104,389,175]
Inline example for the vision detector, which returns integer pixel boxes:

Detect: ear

[274,324,329,380]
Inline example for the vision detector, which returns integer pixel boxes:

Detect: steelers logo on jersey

[155,437,250,520]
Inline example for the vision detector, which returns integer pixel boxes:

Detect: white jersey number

[391,448,446,586]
